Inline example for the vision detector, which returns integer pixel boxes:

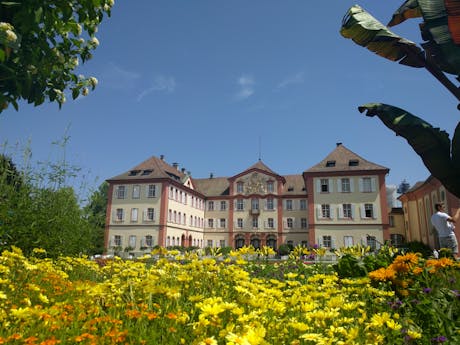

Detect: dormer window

[236,181,244,193]
[349,160,359,166]
[142,169,153,175]
[287,186,294,192]
[129,170,140,176]
[326,160,336,167]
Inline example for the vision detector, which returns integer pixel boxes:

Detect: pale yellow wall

[313,176,382,224]
[315,226,384,249]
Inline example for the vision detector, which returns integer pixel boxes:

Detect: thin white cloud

[235,74,255,100]
[277,71,305,89]
[137,76,176,102]
[101,62,141,89]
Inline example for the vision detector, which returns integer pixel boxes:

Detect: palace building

[104,143,390,255]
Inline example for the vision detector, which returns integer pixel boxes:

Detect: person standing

[431,203,459,258]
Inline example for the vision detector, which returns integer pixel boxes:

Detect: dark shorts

[439,234,458,254]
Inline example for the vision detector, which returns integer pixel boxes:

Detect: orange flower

[426,257,455,270]
[39,336,61,345]
[166,312,178,319]
[369,267,396,281]
[146,312,159,320]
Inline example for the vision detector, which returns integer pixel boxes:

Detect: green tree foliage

[83,182,108,254]
[0,150,101,257]
[0,0,114,113]
[341,1,460,198]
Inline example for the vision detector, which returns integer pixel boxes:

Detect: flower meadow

[0,246,459,345]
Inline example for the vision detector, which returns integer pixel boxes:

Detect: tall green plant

[341,1,460,198]
[0,141,101,257]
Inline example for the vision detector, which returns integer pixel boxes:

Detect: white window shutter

[372,203,377,219]
[330,207,335,219]
[371,178,377,192]
[316,206,322,219]
[331,237,337,249]
[329,180,333,193]
[283,217,287,228]
[350,179,354,192]
[337,179,342,193]
[360,204,365,219]
[316,179,321,193]
[112,210,116,222]
[338,206,344,219]
[143,209,147,221]
[264,199,267,210]
[317,237,323,247]
[273,199,277,208]
[350,204,355,219]
[109,236,114,247]
[359,178,363,192]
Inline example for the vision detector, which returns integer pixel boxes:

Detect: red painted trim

[158,183,169,246]
[103,183,114,253]
[378,172,390,241]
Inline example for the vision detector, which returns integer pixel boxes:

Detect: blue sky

[1,1,459,201]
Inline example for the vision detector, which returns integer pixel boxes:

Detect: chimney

[336,142,342,147]
[210,173,214,179]
[172,162,179,170]
[160,154,164,160]
[181,168,186,173]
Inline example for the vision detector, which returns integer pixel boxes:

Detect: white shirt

[431,211,455,237]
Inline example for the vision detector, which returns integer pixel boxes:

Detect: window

[220,201,227,211]
[251,198,259,210]
[361,177,373,192]
[367,235,377,250]
[146,208,155,221]
[116,186,126,199]
[341,178,351,193]
[342,204,352,218]
[208,201,214,211]
[148,184,156,198]
[349,159,359,166]
[132,185,140,199]
[236,199,244,211]
[145,235,153,247]
[364,204,374,218]
[115,208,124,222]
[389,215,395,227]
[321,204,331,218]
[326,160,336,167]
[267,181,274,193]
[320,179,329,193]
[390,234,404,246]
[287,186,294,192]
[169,187,174,199]
[322,235,332,248]
[301,218,307,229]
[208,219,214,228]
[268,218,274,228]
[131,208,138,222]
[252,216,258,228]
[237,218,243,228]
[267,198,274,210]
[219,218,226,228]
[286,200,293,211]
[300,200,307,210]
[286,218,293,228]
[129,235,136,249]
[236,182,244,193]
[114,235,122,247]
[207,240,213,247]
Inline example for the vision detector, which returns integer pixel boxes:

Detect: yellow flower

[198,337,218,345]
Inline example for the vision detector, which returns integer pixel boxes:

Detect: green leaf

[341,5,425,68]
[388,0,423,27]
[358,103,453,181]
[418,0,460,75]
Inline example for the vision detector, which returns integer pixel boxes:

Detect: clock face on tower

[245,173,266,194]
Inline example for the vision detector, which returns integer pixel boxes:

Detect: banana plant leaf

[341,5,425,68]
[388,0,423,27]
[418,0,460,75]
[358,103,460,198]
